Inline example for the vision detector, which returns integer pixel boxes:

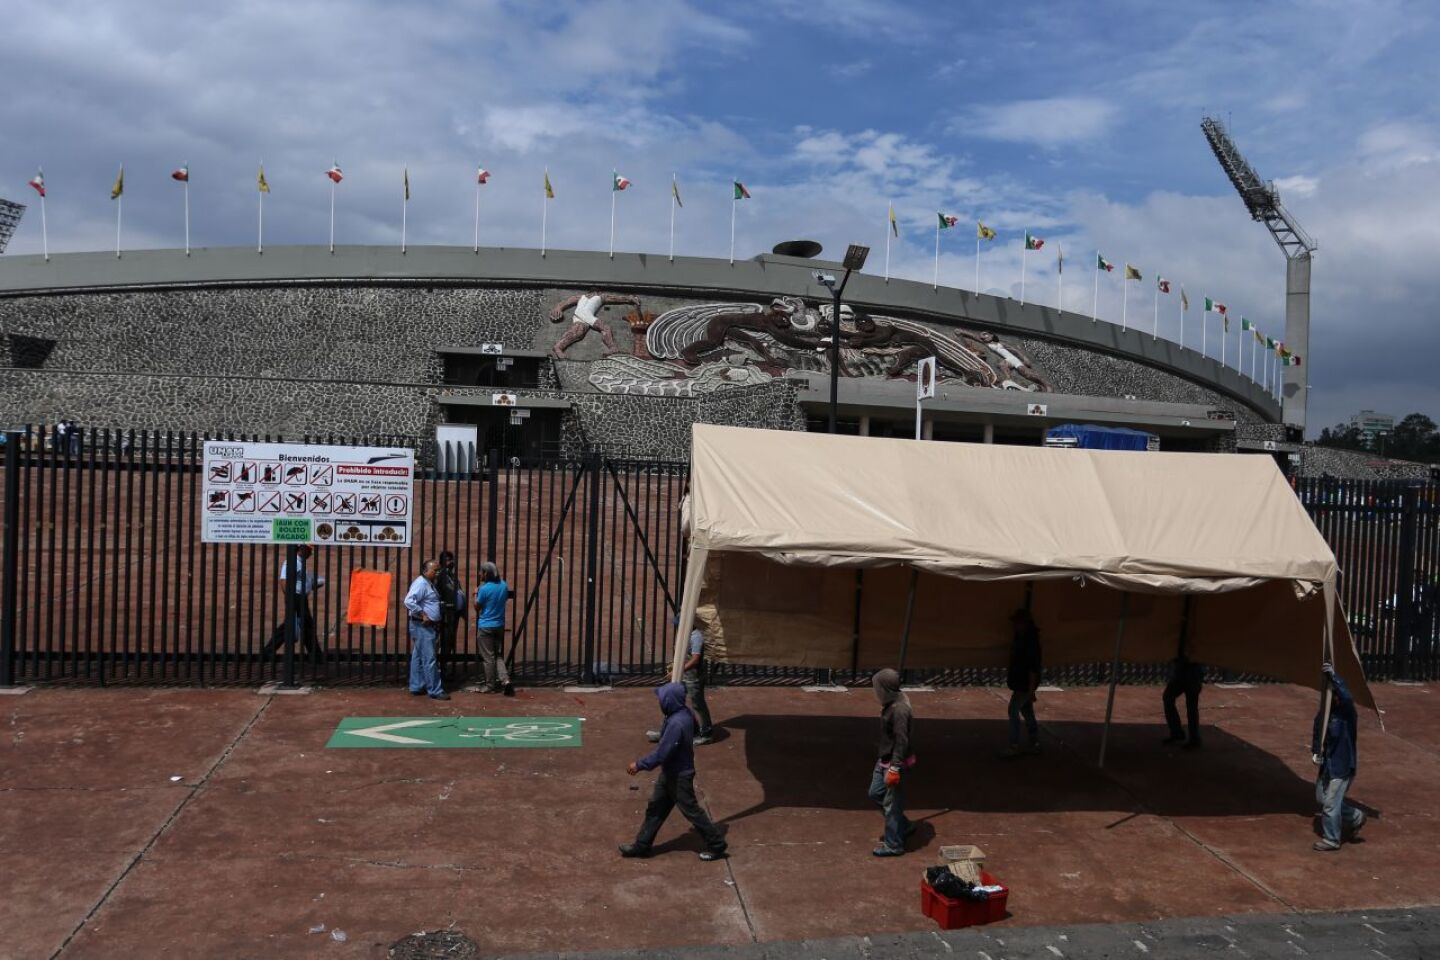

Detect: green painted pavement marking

[325,716,583,749]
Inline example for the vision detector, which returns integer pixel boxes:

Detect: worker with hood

[870,668,916,857]
[620,681,728,861]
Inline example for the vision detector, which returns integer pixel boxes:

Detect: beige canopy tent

[669,425,1374,734]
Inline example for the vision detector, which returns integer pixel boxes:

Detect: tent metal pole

[1098,591,1129,768]
[670,545,709,683]
[896,567,919,681]
[849,569,864,679]
[1176,595,1193,659]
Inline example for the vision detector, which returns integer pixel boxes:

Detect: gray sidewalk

[526,907,1440,960]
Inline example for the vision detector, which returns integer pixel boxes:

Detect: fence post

[1395,483,1420,680]
[581,454,602,685]
[486,449,499,562]
[1,432,19,687]
[282,544,299,689]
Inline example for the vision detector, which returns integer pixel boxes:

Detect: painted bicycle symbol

[457,721,576,743]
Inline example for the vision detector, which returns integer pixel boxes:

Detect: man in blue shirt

[404,559,448,700]
[474,562,513,695]
[620,682,727,861]
[648,620,714,745]
[1312,662,1364,851]
[262,545,326,664]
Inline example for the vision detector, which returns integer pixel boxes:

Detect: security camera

[813,271,837,286]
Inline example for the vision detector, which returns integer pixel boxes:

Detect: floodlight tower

[1201,116,1317,433]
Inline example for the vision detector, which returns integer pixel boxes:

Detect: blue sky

[3,0,1439,435]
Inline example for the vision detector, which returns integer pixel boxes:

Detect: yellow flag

[544,170,554,199]
[1124,263,1142,281]
[110,165,124,200]
[977,222,996,241]
[257,165,270,194]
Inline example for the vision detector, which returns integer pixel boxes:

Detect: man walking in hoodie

[870,668,915,857]
[620,682,728,861]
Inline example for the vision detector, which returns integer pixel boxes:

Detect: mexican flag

[477,168,491,184]
[1024,232,1044,250]
[327,163,344,184]
[1241,317,1253,330]
[28,170,45,197]
[1097,254,1114,272]
[733,181,750,200]
[1204,297,1226,315]
[171,165,189,182]
[1157,278,1171,293]
[613,172,631,191]
[938,213,959,229]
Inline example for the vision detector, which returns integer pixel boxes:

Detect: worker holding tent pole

[1311,663,1365,852]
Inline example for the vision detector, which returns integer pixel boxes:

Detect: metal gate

[1,427,1436,686]
[0,427,688,686]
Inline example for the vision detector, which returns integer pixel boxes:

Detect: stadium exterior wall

[0,245,1278,458]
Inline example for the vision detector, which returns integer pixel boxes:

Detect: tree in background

[1317,413,1440,464]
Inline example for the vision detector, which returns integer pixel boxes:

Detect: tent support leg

[670,546,710,683]
[1098,592,1129,768]
[849,569,864,679]
[896,567,919,682]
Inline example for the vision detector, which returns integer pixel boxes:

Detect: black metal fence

[1,427,1436,687]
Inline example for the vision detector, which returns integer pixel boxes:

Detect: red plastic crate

[920,870,1009,929]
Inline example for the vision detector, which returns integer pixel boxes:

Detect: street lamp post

[815,244,870,434]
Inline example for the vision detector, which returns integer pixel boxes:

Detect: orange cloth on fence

[346,570,393,627]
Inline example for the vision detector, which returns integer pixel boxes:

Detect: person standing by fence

[870,668,915,857]
[1000,608,1042,757]
[405,560,448,700]
[1312,662,1364,851]
[475,562,514,695]
[262,545,325,665]
[434,550,465,680]
[1161,654,1205,749]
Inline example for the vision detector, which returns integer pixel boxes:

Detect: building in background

[1349,409,1396,446]
[0,198,26,254]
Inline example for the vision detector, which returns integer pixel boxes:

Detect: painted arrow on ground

[342,720,438,744]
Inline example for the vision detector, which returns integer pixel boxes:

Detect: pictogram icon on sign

[359,494,382,516]
[232,491,256,513]
[259,462,282,484]
[206,491,230,511]
[282,464,308,485]
[233,461,258,484]
[334,494,357,515]
[309,464,334,486]
[208,462,231,483]
[311,492,332,513]
[385,495,408,516]
[258,491,282,513]
[284,492,307,513]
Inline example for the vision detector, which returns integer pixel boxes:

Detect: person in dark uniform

[434,550,465,678]
[1162,654,1205,748]
[1000,608,1042,757]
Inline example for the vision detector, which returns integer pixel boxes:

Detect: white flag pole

[609,171,616,259]
[729,179,736,265]
[474,175,481,254]
[1179,289,1184,349]
[884,203,891,282]
[933,218,940,290]
[1121,273,1128,331]
[183,177,190,257]
[1221,317,1227,368]
[258,165,264,255]
[975,233,981,293]
[115,193,122,260]
[1202,309,1208,357]
[1152,282,1158,340]
[669,174,676,263]
[40,194,48,262]
[401,168,408,255]
[1092,253,1099,322]
[1019,231,1027,306]
[329,178,336,255]
[541,168,549,258]
[1057,249,1063,314]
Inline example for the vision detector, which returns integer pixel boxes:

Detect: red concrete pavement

[2,681,1436,959]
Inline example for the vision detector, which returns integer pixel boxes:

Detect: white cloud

[960,97,1119,147]
[1274,175,1320,199]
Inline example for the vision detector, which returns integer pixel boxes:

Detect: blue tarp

[1045,423,1157,451]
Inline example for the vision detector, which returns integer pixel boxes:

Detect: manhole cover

[388,930,480,959]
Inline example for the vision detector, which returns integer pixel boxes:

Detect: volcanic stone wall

[2,282,1264,459]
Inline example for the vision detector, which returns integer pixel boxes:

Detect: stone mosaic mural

[557,295,1051,399]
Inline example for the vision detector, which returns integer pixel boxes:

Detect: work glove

[884,766,902,787]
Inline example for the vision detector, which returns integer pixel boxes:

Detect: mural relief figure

[571,294,1050,397]
[550,291,643,358]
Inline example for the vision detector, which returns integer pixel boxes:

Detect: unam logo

[209,445,245,458]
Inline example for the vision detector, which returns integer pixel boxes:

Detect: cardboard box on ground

[940,844,985,884]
